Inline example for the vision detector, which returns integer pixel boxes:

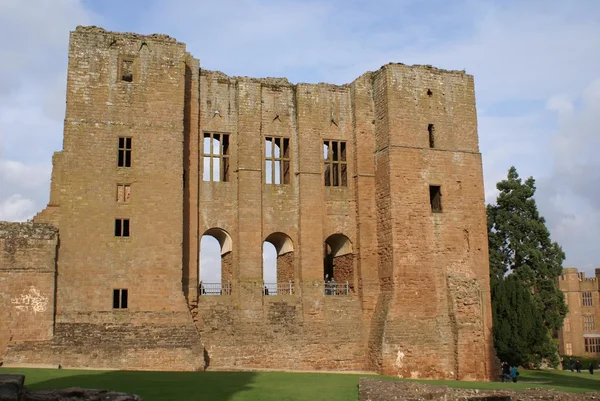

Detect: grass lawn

[1,367,599,401]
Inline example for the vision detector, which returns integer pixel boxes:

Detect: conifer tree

[487,166,567,365]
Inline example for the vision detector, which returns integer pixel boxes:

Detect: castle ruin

[0,26,495,380]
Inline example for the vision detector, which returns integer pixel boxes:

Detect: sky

[1,0,599,281]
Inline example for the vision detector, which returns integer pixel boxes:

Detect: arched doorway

[263,232,294,295]
[199,228,232,295]
[324,234,353,295]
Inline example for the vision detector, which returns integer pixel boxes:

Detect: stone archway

[199,228,233,294]
[263,232,294,295]
[324,234,354,287]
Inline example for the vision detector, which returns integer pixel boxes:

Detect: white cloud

[0,0,94,222]
[0,194,36,221]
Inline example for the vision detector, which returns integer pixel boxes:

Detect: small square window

[430,185,442,213]
[113,289,128,309]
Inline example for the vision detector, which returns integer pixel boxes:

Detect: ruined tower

[0,26,495,380]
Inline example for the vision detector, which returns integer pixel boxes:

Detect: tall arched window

[199,228,232,295]
[262,232,294,295]
[324,233,353,295]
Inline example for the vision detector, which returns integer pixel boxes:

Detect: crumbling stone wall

[221,252,233,284]
[332,254,354,287]
[2,26,494,378]
[0,222,57,359]
[276,252,294,283]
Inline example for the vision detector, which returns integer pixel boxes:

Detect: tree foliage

[492,274,551,366]
[487,166,567,365]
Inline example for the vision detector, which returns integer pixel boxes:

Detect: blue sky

[1,0,599,279]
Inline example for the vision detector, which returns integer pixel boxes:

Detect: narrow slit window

[115,218,130,237]
[324,140,347,187]
[118,137,132,167]
[121,59,133,82]
[265,136,290,184]
[203,133,230,182]
[428,124,435,148]
[113,289,128,309]
[429,185,442,213]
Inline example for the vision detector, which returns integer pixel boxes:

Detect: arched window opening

[263,232,294,295]
[199,228,232,295]
[324,234,353,296]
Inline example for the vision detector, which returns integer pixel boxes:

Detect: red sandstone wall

[0,222,57,359]
[371,65,494,380]
[4,26,495,378]
[4,26,204,371]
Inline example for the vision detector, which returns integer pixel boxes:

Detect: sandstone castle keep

[0,26,495,380]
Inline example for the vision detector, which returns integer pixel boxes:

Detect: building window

[428,124,435,148]
[584,315,595,331]
[323,140,347,187]
[566,342,572,356]
[265,137,290,184]
[203,133,229,182]
[121,59,133,82]
[583,291,593,306]
[585,338,600,353]
[116,184,131,203]
[564,317,571,332]
[118,137,132,167]
[114,219,130,237]
[113,289,128,309]
[429,185,442,213]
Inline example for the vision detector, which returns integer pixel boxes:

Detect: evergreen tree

[492,275,546,366]
[487,166,567,365]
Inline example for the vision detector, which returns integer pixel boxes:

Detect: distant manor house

[557,268,600,358]
[0,26,495,380]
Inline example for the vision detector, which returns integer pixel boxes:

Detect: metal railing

[324,281,350,296]
[263,281,294,296]
[199,281,231,296]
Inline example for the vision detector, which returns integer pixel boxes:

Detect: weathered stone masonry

[0,26,495,380]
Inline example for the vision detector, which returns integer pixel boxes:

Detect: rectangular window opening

[118,137,132,168]
[324,140,347,187]
[430,185,442,213]
[584,338,600,353]
[113,289,128,309]
[121,59,133,82]
[265,136,291,185]
[583,291,593,307]
[114,218,130,237]
[584,315,595,331]
[428,124,435,148]
[116,184,131,203]
[203,132,229,182]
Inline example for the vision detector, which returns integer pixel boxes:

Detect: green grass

[1,367,599,401]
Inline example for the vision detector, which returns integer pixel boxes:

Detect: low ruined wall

[194,285,368,371]
[0,222,58,360]
[4,311,204,371]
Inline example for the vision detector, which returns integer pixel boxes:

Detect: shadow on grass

[15,369,258,401]
[521,370,600,392]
